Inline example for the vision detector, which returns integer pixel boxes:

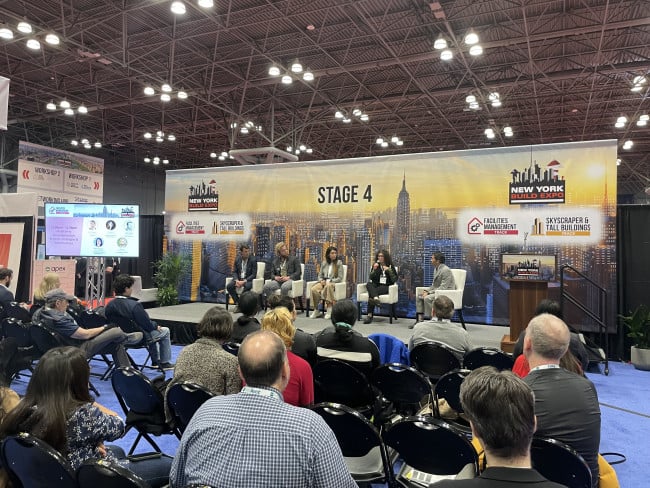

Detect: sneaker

[232,305,241,313]
[363,315,373,324]
[309,310,323,319]
[324,312,331,320]
[159,362,175,371]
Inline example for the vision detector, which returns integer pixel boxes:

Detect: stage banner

[17,141,104,210]
[164,140,617,328]
[31,259,77,299]
[0,76,9,130]
[0,222,25,296]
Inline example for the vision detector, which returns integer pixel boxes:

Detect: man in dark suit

[262,242,301,298]
[431,367,565,487]
[226,244,257,312]
[0,267,15,306]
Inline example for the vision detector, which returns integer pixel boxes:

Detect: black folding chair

[222,342,240,356]
[409,341,461,383]
[4,302,32,322]
[111,366,181,455]
[2,317,31,348]
[0,432,78,488]
[77,310,108,329]
[166,381,215,433]
[433,369,471,432]
[313,359,380,419]
[311,402,395,486]
[383,416,478,486]
[463,347,514,371]
[531,436,592,488]
[102,315,156,377]
[77,459,149,488]
[371,363,433,417]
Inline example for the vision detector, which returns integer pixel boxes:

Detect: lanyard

[241,386,283,401]
[529,364,560,373]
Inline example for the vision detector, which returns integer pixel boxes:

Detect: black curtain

[616,205,650,359]
[119,215,164,288]
[0,216,34,302]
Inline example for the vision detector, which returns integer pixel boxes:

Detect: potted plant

[153,252,190,307]
[620,304,650,370]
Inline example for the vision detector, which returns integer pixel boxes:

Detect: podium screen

[501,254,556,281]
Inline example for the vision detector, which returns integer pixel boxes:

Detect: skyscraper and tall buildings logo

[509,159,565,204]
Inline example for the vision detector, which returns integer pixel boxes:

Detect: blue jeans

[145,326,172,364]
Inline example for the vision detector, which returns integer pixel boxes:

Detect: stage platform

[147,302,510,347]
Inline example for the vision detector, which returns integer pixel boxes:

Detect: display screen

[45,203,139,257]
[501,253,556,281]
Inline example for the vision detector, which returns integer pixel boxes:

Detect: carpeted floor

[9,323,644,487]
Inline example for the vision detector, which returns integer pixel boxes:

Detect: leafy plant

[153,252,190,307]
[620,304,650,350]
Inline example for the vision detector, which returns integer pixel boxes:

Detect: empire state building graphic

[393,172,410,258]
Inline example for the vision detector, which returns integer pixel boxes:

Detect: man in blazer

[414,251,456,325]
[263,242,301,298]
[226,244,258,311]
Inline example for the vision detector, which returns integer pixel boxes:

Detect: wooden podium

[501,279,548,353]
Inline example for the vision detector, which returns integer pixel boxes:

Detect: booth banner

[164,140,617,327]
[0,223,25,295]
[17,141,104,209]
[0,76,8,130]
[31,259,77,298]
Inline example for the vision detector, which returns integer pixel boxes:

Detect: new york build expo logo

[509,160,565,204]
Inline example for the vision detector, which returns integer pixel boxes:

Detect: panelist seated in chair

[409,295,472,362]
[315,299,380,376]
[226,244,258,312]
[105,274,175,371]
[309,245,344,320]
[170,330,356,488]
[32,288,141,369]
[431,366,566,488]
[363,249,398,324]
[0,346,173,487]
[263,242,302,298]
[414,251,456,324]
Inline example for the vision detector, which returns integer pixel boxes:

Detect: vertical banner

[17,141,104,209]
[0,76,8,130]
[164,140,617,330]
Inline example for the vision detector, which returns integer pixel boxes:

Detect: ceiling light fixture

[170,1,186,15]
[440,49,453,61]
[144,156,151,163]
[77,105,88,114]
[198,0,214,7]
[281,75,292,84]
[469,44,483,56]
[144,86,155,96]
[334,108,369,123]
[177,90,188,99]
[46,101,57,110]
[302,71,314,81]
[59,100,71,109]
[210,152,217,158]
[45,33,60,45]
[160,93,171,102]
[269,60,315,82]
[376,135,404,148]
[615,116,628,128]
[268,65,281,76]
[16,21,32,34]
[622,140,633,150]
[26,39,40,50]
[0,28,13,40]
[434,35,447,50]
[464,31,479,45]
[168,134,176,141]
[71,140,78,146]
[144,132,152,139]
[290,60,303,73]
[161,83,172,92]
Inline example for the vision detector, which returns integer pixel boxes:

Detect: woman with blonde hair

[261,307,313,407]
[33,272,61,304]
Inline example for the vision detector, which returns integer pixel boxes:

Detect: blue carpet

[9,350,644,487]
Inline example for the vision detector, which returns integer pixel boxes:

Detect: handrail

[559,264,609,375]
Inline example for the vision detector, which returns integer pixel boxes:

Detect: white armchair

[306,264,348,315]
[356,266,399,323]
[225,261,265,310]
[264,263,305,312]
[415,268,467,329]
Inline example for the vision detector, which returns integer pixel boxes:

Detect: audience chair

[0,432,78,488]
[222,341,240,356]
[383,416,478,485]
[166,381,215,433]
[531,436,592,488]
[77,310,108,329]
[311,402,395,487]
[415,269,467,329]
[264,263,305,312]
[111,366,181,455]
[2,318,31,348]
[409,341,461,383]
[433,369,471,433]
[106,315,159,373]
[463,347,514,371]
[77,459,149,488]
[369,333,410,366]
[306,264,348,316]
[29,321,65,356]
[371,363,433,418]
[356,267,399,323]
[313,359,380,419]
[4,302,32,323]
[225,261,265,310]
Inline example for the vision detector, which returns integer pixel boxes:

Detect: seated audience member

[309,246,344,319]
[170,330,356,488]
[32,272,62,311]
[409,295,472,362]
[523,313,601,486]
[105,274,174,370]
[268,294,317,365]
[0,385,19,486]
[261,307,314,407]
[165,307,242,418]
[315,299,380,376]
[226,244,258,312]
[431,367,565,487]
[230,291,261,343]
[33,289,141,369]
[0,346,172,487]
[363,250,398,324]
[512,299,590,373]
[262,242,302,298]
[414,251,456,324]
[0,268,29,310]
